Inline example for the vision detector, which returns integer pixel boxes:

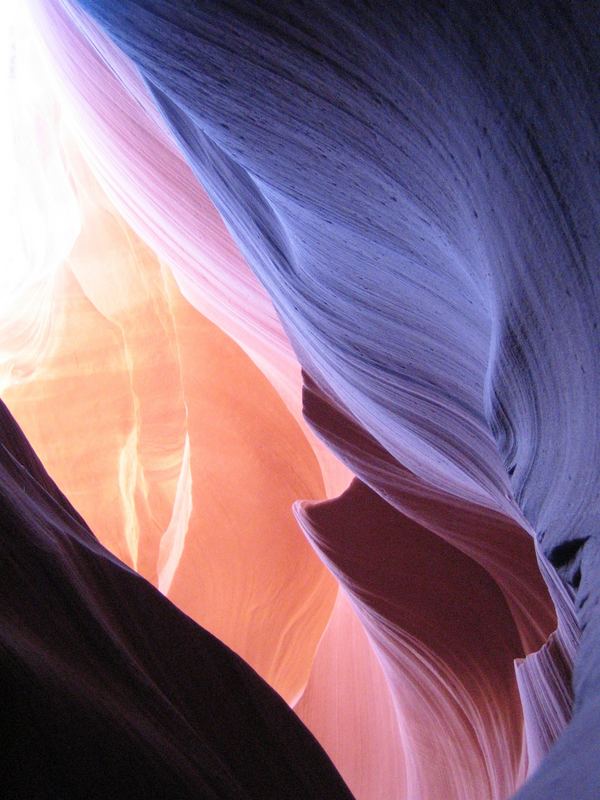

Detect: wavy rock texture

[3,1,598,798]
[297,478,529,799]
[295,591,406,800]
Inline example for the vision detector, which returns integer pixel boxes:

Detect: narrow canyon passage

[1,2,598,798]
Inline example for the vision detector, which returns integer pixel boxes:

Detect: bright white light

[0,2,80,308]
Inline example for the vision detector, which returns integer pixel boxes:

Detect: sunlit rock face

[2,152,337,705]
[3,0,599,798]
[0,401,354,800]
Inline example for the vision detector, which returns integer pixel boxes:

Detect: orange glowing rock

[3,159,336,703]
